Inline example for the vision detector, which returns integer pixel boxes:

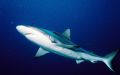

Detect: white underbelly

[44,45,80,59]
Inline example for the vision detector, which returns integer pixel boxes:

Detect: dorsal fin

[62,29,70,40]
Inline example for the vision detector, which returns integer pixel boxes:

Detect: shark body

[16,25,118,71]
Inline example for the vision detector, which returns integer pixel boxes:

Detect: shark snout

[16,25,31,35]
[16,25,27,31]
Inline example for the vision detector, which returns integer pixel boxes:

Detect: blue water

[0,0,120,75]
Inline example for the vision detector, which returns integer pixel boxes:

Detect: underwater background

[0,0,120,75]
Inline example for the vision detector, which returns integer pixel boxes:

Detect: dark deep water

[0,0,120,75]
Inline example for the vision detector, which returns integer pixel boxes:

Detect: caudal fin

[102,50,118,71]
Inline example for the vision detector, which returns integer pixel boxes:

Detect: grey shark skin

[16,25,118,71]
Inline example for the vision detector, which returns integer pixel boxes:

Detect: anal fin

[76,60,84,64]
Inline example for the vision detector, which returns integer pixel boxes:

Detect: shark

[16,25,118,71]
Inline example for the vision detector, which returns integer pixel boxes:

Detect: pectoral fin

[35,47,49,57]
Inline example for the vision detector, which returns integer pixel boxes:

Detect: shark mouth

[24,33,33,35]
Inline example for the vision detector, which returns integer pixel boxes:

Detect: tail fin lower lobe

[102,50,118,71]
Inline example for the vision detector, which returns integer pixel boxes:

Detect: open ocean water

[0,0,120,75]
